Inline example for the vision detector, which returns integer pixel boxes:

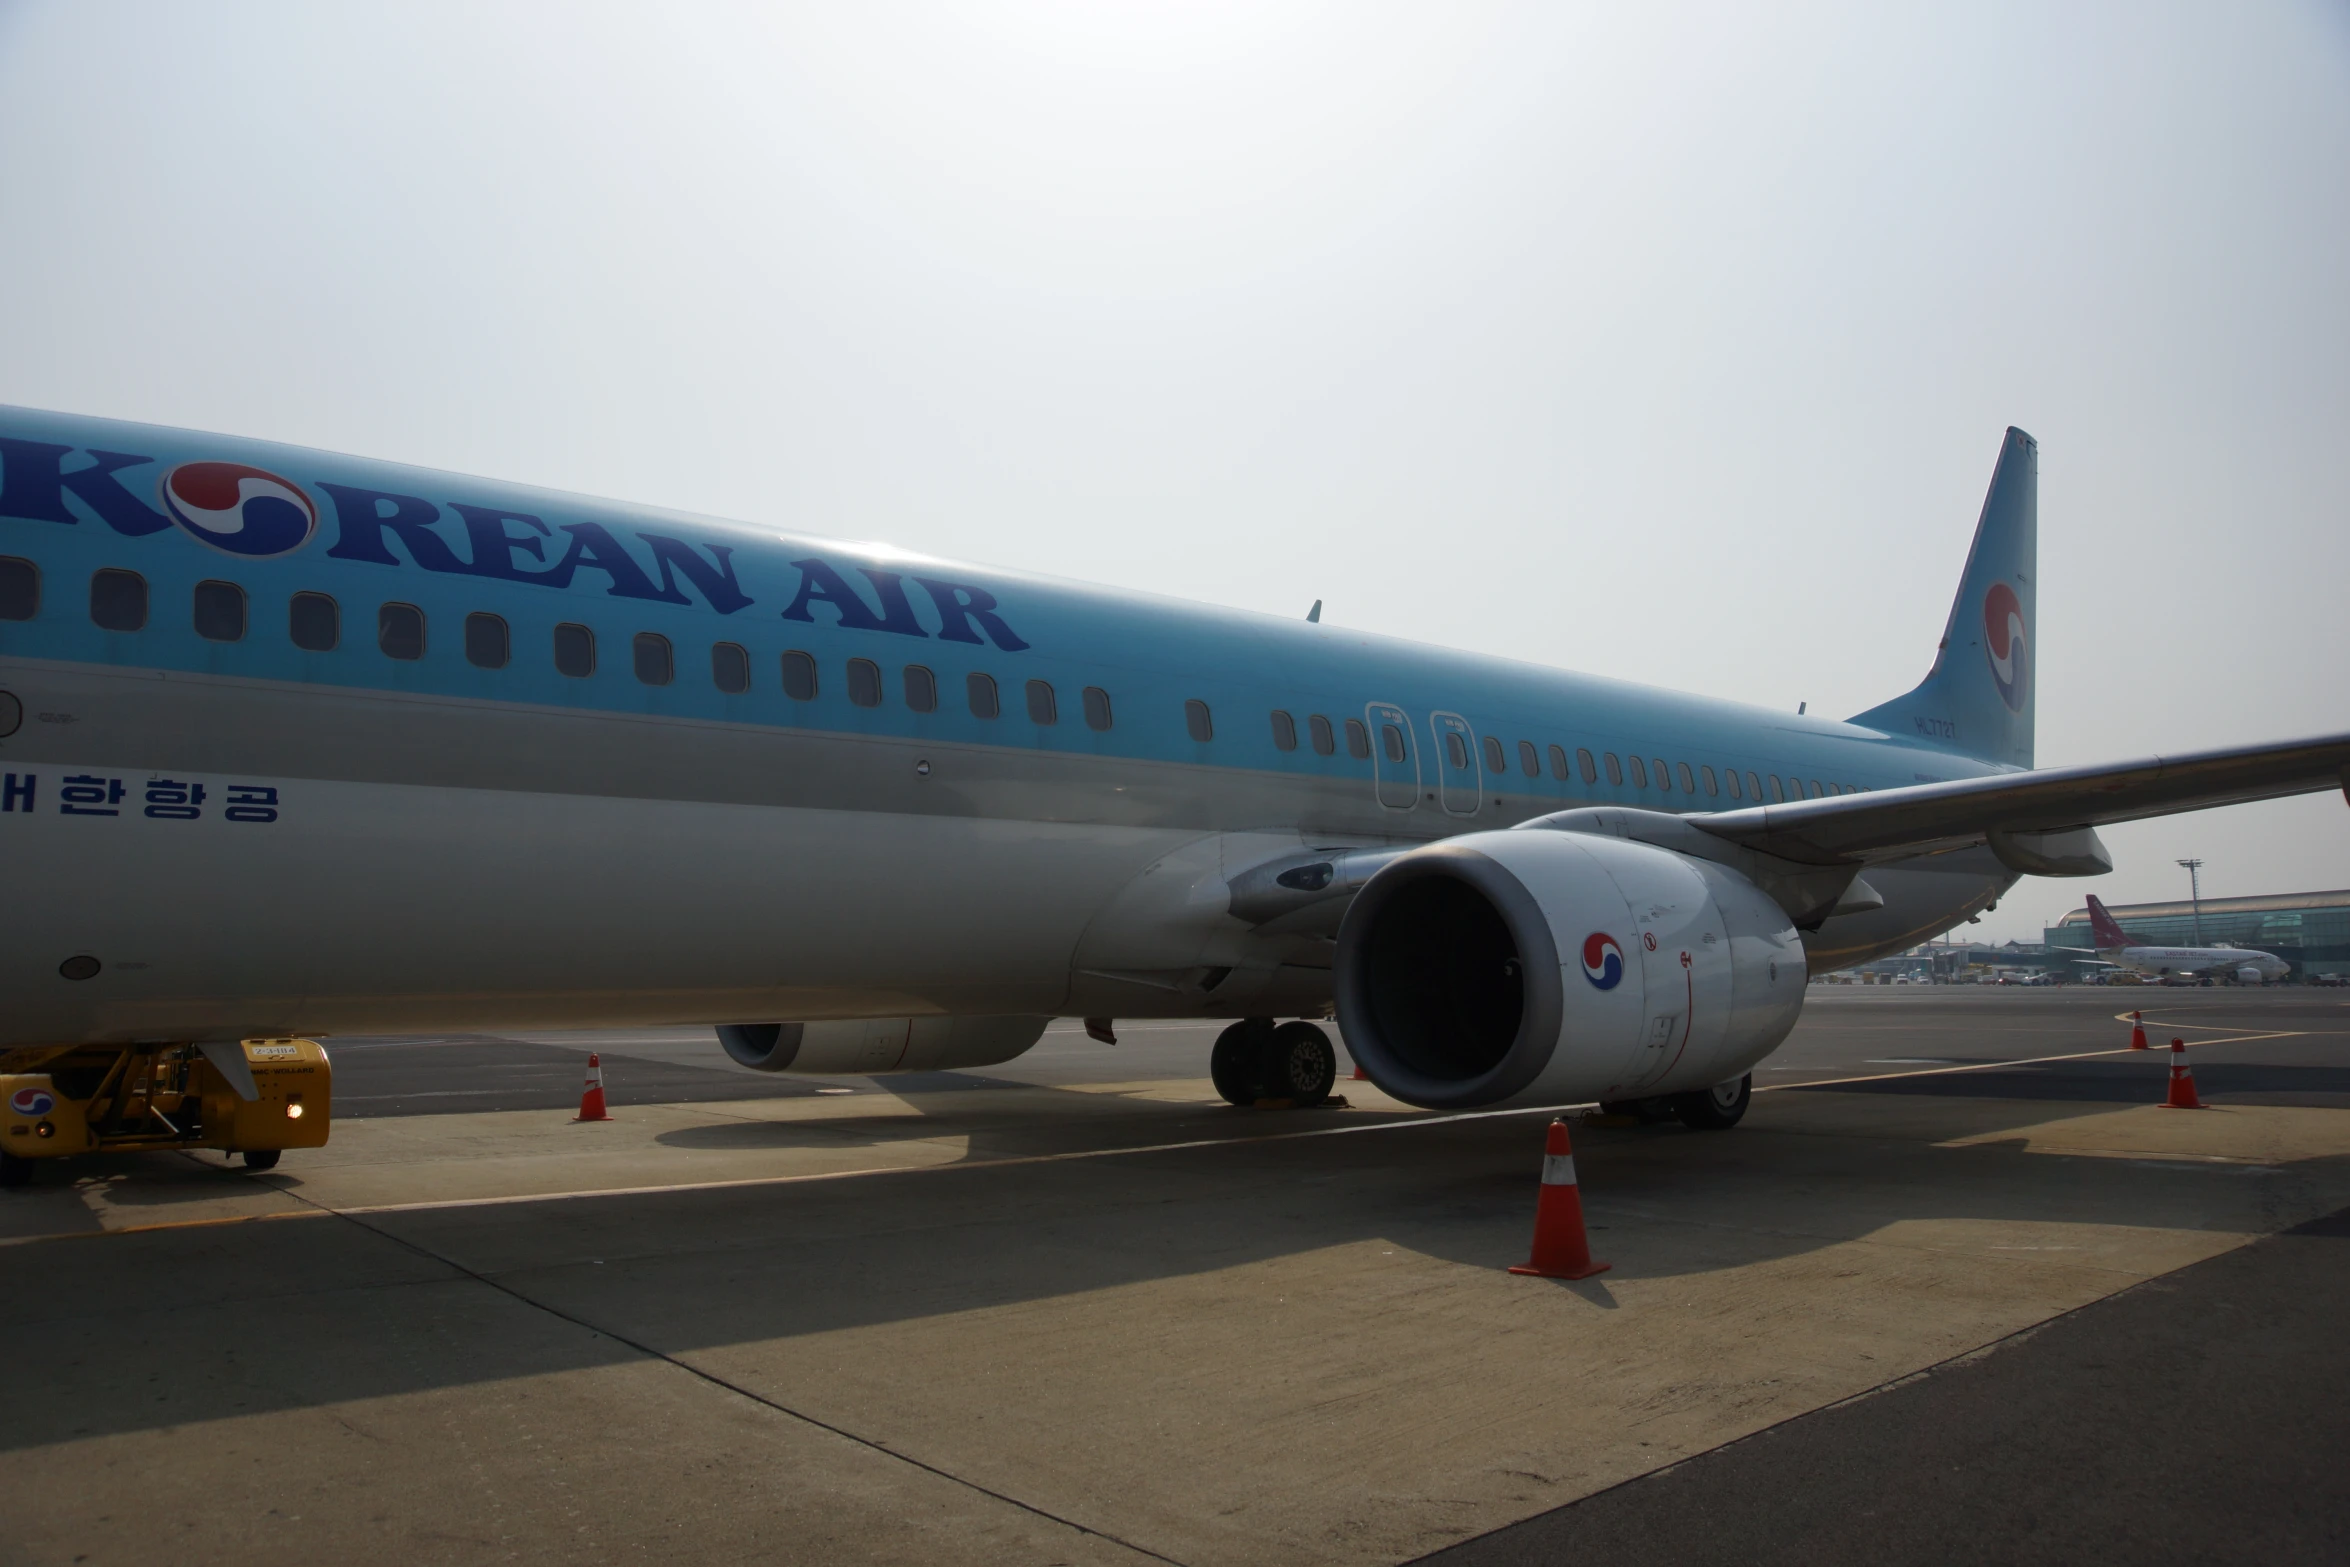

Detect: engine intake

[1335,829,1805,1109]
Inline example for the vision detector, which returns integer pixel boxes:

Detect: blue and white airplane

[2,408,2344,1134]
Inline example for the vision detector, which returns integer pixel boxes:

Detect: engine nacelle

[2236,966,2265,986]
[1334,830,1806,1109]
[716,1016,1048,1075]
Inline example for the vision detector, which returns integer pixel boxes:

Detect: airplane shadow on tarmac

[9,1049,2350,1457]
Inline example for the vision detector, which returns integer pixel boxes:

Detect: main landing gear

[1599,1074,1752,1131]
[1210,1018,1338,1108]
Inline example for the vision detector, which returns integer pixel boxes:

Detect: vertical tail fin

[1849,427,2037,767]
[2086,894,2130,950]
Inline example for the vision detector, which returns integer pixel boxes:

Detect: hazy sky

[3,2,2344,944]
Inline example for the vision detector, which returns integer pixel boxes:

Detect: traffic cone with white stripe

[1509,1119,1611,1280]
[2129,1011,2149,1051]
[574,1053,611,1122]
[2162,1039,2203,1110]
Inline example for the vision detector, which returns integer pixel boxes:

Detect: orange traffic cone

[2129,1011,2148,1051]
[1351,1062,1369,1080]
[575,1052,611,1122]
[1509,1119,1611,1280]
[2162,1039,2203,1110]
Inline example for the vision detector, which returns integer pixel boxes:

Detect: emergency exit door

[1365,702,1420,810]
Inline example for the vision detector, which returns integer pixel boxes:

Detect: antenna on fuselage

[1307,600,1323,623]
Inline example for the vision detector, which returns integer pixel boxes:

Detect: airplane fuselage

[0,406,2014,1048]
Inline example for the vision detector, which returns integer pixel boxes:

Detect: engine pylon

[2162,1039,2203,1110]
[575,1053,611,1122]
[1508,1119,1611,1280]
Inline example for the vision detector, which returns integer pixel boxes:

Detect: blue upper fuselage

[0,405,1992,811]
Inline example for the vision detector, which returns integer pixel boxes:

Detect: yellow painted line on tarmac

[2,1026,2318,1247]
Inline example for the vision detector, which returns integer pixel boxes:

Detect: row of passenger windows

[0,560,1139,724]
[0,558,1863,795]
[1265,704,1862,801]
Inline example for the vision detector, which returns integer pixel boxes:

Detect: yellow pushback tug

[0,1038,330,1187]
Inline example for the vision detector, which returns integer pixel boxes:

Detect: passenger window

[465,612,509,669]
[634,632,674,686]
[1576,748,1597,784]
[1083,686,1112,731]
[1807,779,1823,798]
[1027,679,1058,724]
[1444,731,1468,770]
[290,591,339,651]
[1271,710,1298,751]
[1725,769,1742,800]
[904,665,938,713]
[1629,755,1650,789]
[1604,752,1623,786]
[1310,715,1336,756]
[1381,722,1405,763]
[1185,699,1213,742]
[1519,740,1539,777]
[1482,735,1506,773]
[90,568,147,632]
[0,556,35,620]
[1549,744,1570,781]
[1768,775,1785,802]
[848,658,883,707]
[967,671,999,718]
[1346,718,1371,760]
[379,602,425,660]
[193,580,246,642]
[1677,762,1696,794]
[554,622,595,677]
[1745,770,1762,800]
[781,649,818,700]
[1702,765,1719,797]
[711,641,749,694]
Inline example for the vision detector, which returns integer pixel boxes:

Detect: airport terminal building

[2046,890,2350,980]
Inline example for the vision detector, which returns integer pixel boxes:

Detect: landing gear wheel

[1671,1075,1751,1131]
[241,1149,282,1172]
[0,1152,31,1189]
[1210,1019,1276,1106]
[1264,1021,1337,1105]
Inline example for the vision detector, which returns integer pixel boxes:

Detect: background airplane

[1,407,2345,1178]
[2085,893,2289,985]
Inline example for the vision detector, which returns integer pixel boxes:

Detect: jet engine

[1333,830,1806,1109]
[716,1016,1048,1075]
[2236,965,2266,986]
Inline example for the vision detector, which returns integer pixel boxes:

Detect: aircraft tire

[1264,1021,1337,1106]
[0,1152,31,1189]
[1671,1075,1752,1131]
[241,1149,282,1172]
[1211,1019,1276,1106]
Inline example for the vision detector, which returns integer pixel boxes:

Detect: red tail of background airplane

[2086,894,2132,950]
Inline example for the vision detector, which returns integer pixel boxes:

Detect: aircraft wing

[1692,731,2350,868]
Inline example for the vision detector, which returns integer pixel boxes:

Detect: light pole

[2177,858,2205,945]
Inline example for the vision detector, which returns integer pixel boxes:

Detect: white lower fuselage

[2,659,2009,1048]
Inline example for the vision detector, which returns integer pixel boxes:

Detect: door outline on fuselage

[1365,702,1420,810]
[1429,711,1483,816]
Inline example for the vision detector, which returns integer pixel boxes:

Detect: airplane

[2084,893,2289,985]
[2,407,2346,1182]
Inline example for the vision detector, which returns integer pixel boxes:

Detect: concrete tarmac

[2,988,2346,1565]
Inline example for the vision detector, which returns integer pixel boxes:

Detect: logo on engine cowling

[10,1087,55,1117]
[1581,933,1625,990]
